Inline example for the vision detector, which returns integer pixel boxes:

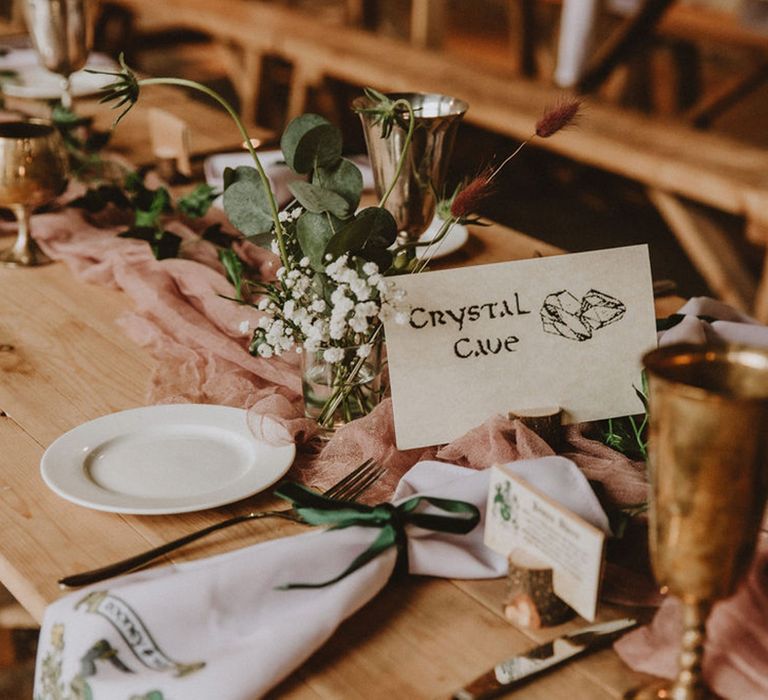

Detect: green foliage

[280,114,342,174]
[600,374,649,462]
[70,172,223,261]
[51,104,115,180]
[89,52,140,126]
[324,207,397,270]
[219,248,245,299]
[296,211,342,271]
[352,87,410,137]
[177,184,218,218]
[313,158,363,211]
[222,166,274,236]
[288,181,350,217]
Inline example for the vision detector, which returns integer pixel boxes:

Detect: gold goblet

[0,120,68,267]
[626,343,768,700]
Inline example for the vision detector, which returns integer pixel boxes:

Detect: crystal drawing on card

[540,289,626,342]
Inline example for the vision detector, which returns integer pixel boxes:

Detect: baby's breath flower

[238,320,250,334]
[323,347,345,363]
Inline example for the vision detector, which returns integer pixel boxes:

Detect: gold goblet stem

[0,204,51,267]
[672,599,710,700]
[626,600,713,700]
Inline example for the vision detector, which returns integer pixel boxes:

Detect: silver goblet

[22,0,99,109]
[354,92,468,246]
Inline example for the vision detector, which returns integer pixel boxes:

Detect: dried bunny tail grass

[535,97,583,138]
[450,167,496,219]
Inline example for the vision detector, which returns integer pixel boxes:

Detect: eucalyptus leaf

[245,231,276,250]
[313,158,363,210]
[223,166,274,236]
[357,247,393,272]
[223,164,260,190]
[296,211,342,271]
[280,114,342,174]
[324,207,397,260]
[288,181,349,218]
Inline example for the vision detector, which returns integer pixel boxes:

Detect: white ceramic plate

[417,216,469,260]
[40,404,295,515]
[1,56,117,100]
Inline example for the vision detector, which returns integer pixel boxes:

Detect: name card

[381,244,657,449]
[485,464,606,621]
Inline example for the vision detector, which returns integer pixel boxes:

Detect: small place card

[485,464,606,621]
[381,244,657,449]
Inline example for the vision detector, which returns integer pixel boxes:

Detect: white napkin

[204,151,374,208]
[659,296,768,347]
[34,461,503,699]
[35,457,607,699]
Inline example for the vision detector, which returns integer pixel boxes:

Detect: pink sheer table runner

[18,199,768,698]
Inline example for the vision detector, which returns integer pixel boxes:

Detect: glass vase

[301,342,387,431]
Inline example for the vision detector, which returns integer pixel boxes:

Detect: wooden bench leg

[647,188,756,313]
[411,0,446,50]
[286,63,322,124]
[218,42,263,127]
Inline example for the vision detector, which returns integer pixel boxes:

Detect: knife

[452,617,637,700]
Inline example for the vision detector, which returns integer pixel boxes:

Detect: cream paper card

[485,464,606,621]
[382,244,656,449]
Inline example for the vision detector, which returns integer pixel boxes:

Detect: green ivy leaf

[178,183,219,218]
[219,248,244,299]
[118,226,155,243]
[324,207,397,260]
[288,181,349,217]
[313,158,363,211]
[296,211,342,270]
[223,166,274,236]
[280,114,342,174]
[119,226,182,260]
[134,186,172,228]
[69,184,131,212]
[153,230,182,260]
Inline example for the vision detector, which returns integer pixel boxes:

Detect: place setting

[1,5,768,699]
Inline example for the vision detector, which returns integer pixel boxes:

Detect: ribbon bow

[273,482,481,589]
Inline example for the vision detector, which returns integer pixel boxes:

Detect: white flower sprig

[251,253,407,363]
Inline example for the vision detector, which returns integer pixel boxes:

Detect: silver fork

[58,459,386,588]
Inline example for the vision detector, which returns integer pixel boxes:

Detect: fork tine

[336,464,386,502]
[331,461,380,501]
[323,458,375,499]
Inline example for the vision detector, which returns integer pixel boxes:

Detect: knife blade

[452,617,637,700]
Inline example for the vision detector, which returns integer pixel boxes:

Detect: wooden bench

[107,0,768,319]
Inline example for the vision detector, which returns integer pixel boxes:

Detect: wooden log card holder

[503,405,574,628]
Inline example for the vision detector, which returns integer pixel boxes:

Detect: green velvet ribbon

[273,482,480,589]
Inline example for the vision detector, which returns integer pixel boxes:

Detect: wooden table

[0,95,660,699]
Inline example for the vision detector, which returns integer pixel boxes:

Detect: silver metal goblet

[354,92,468,246]
[22,0,99,109]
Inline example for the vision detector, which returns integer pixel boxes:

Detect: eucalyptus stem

[378,99,415,208]
[137,77,290,270]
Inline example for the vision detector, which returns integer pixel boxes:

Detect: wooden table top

[0,89,661,698]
